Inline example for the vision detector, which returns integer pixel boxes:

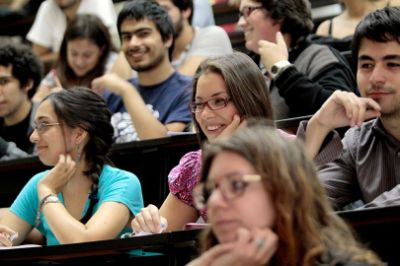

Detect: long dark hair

[44,87,114,191]
[56,14,113,89]
[192,51,274,143]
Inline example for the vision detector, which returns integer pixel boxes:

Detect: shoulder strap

[80,189,99,224]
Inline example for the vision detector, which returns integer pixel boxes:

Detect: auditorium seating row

[0,117,399,264]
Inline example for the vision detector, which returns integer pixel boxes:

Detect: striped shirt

[318,118,400,210]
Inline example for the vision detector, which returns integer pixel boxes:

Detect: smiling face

[29,100,74,166]
[120,18,171,72]
[207,151,276,244]
[67,38,103,77]
[194,72,239,140]
[237,0,281,53]
[357,39,400,119]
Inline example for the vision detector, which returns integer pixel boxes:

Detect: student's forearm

[159,194,199,231]
[304,116,332,159]
[42,202,130,244]
[41,203,89,244]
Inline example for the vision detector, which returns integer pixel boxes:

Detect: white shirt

[27,0,118,52]
[171,26,233,68]
[192,0,215,27]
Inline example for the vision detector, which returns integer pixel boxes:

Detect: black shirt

[0,108,34,153]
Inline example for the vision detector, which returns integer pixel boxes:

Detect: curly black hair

[0,42,43,98]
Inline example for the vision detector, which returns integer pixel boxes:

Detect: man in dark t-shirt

[93,0,192,142]
[0,42,42,160]
[0,111,32,152]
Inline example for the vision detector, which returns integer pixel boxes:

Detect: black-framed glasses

[238,6,264,20]
[33,122,61,134]
[189,97,231,113]
[192,173,262,211]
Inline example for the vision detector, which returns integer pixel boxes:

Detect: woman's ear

[74,127,88,145]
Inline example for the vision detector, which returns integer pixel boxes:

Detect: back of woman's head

[200,122,381,266]
[45,87,114,188]
[192,52,274,142]
[57,14,112,88]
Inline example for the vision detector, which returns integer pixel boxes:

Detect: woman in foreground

[188,124,382,266]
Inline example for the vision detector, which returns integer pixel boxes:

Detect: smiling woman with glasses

[0,87,144,247]
[131,51,275,235]
[188,123,382,266]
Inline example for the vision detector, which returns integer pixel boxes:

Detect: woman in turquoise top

[0,87,143,246]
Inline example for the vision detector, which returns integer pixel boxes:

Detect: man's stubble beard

[130,51,166,73]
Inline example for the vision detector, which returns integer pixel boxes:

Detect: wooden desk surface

[0,229,203,265]
[0,205,399,265]
[338,205,400,265]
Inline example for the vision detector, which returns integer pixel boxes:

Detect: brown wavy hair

[56,14,113,89]
[199,123,382,266]
[192,51,274,143]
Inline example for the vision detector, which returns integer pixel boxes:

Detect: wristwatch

[41,194,60,208]
[36,194,60,227]
[270,60,293,79]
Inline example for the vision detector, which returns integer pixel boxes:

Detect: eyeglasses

[192,173,262,211]
[189,97,231,113]
[33,122,61,134]
[238,6,264,20]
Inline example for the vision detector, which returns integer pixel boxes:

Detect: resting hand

[131,204,168,234]
[216,115,246,139]
[258,31,289,71]
[92,73,132,96]
[310,90,381,132]
[187,227,278,266]
[0,225,18,247]
[37,154,76,197]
